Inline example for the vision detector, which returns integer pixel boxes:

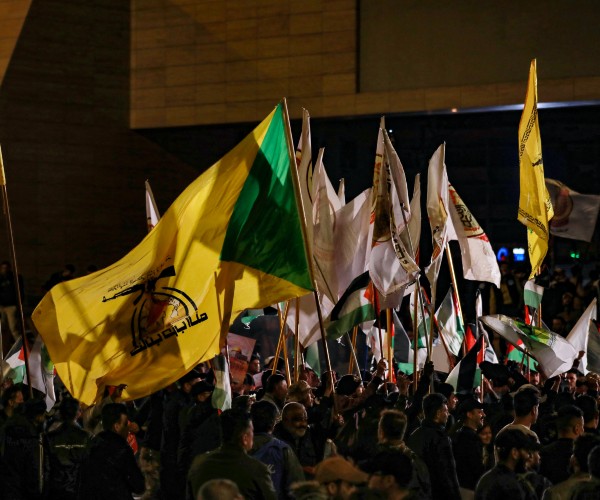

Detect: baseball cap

[315,456,368,485]
[457,398,485,416]
[287,380,312,401]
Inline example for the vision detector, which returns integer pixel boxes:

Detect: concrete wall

[131,0,600,129]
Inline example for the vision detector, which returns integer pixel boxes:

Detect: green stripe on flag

[524,280,544,309]
[221,104,312,291]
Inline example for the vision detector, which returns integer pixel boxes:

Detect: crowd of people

[0,263,599,500]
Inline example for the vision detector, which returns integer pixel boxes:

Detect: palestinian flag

[445,335,483,393]
[211,353,231,411]
[326,271,376,339]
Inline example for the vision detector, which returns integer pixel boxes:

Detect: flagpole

[0,147,32,398]
[348,325,359,375]
[271,301,290,377]
[398,203,431,360]
[294,297,300,382]
[480,334,486,401]
[386,309,394,382]
[412,289,419,388]
[281,99,336,394]
[444,244,467,356]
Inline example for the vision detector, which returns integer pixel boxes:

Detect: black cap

[457,398,485,416]
[191,380,214,396]
[336,374,362,396]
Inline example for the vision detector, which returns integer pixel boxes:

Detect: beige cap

[315,456,369,485]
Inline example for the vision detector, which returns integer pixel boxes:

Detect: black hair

[575,395,599,424]
[556,404,583,433]
[423,393,447,421]
[265,373,286,394]
[1,385,22,407]
[220,409,252,445]
[513,389,540,417]
[101,403,128,432]
[573,434,600,473]
[378,409,407,441]
[251,400,278,433]
[60,397,80,421]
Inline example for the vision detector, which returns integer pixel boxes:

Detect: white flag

[338,178,346,207]
[546,179,600,242]
[296,108,314,249]
[425,144,449,306]
[447,184,501,287]
[145,180,160,232]
[566,298,597,375]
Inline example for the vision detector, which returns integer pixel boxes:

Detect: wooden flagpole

[348,325,359,374]
[281,100,336,395]
[444,244,467,356]
[412,290,419,387]
[0,146,32,397]
[294,297,300,382]
[386,308,394,382]
[271,301,290,377]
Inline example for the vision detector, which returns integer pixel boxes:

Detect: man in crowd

[0,384,24,429]
[78,403,145,499]
[363,450,415,500]
[407,392,461,500]
[43,397,91,500]
[475,428,539,500]
[250,400,304,499]
[539,405,585,484]
[186,408,276,500]
[261,373,288,415]
[452,398,487,492]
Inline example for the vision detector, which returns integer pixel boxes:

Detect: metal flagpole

[0,146,32,397]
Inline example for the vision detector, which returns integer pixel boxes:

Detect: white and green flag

[435,288,465,356]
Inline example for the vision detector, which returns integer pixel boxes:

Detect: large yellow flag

[518,60,554,279]
[32,104,313,405]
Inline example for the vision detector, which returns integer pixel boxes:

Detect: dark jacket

[376,442,432,500]
[251,433,305,500]
[43,421,92,500]
[78,430,145,500]
[186,443,276,500]
[273,424,324,478]
[539,437,574,485]
[452,425,486,490]
[475,463,536,500]
[177,401,220,474]
[407,418,461,500]
[0,413,43,500]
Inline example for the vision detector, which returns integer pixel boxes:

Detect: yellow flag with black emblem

[32,103,313,405]
[518,59,554,279]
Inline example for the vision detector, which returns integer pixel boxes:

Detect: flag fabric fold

[566,298,597,375]
[480,314,576,378]
[145,180,160,232]
[425,144,449,305]
[545,179,600,242]
[445,335,483,393]
[211,353,232,411]
[517,59,554,278]
[447,184,501,287]
[435,288,465,357]
[33,104,313,405]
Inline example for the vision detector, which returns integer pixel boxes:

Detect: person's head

[23,398,47,426]
[191,380,214,403]
[422,393,449,425]
[552,316,567,335]
[572,434,600,474]
[575,394,600,428]
[287,380,315,408]
[101,403,129,439]
[315,456,368,499]
[282,401,308,439]
[435,383,458,412]
[565,370,578,391]
[0,260,10,275]
[248,355,261,375]
[265,373,288,405]
[250,400,278,434]
[556,404,585,439]
[220,409,253,451]
[242,373,255,393]
[513,387,540,424]
[477,423,493,446]
[1,385,24,415]
[562,292,574,306]
[494,428,540,473]
[530,371,540,386]
[336,374,362,397]
[458,398,486,430]
[378,409,407,443]
[179,370,202,394]
[364,451,413,497]
[59,397,81,422]
[196,478,243,500]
